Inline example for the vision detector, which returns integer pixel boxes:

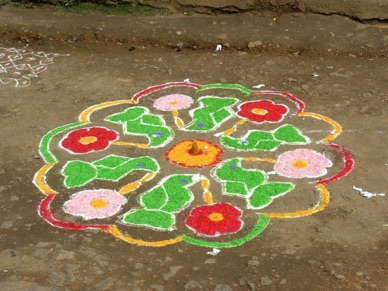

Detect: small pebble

[36,242,53,248]
[260,276,273,286]
[205,258,216,264]
[94,277,114,290]
[247,259,260,266]
[316,226,329,233]
[184,280,202,290]
[283,249,296,255]
[214,284,232,291]
[10,196,19,202]
[336,274,346,280]
[56,250,75,261]
[0,221,13,229]
[163,266,183,281]
[149,284,164,291]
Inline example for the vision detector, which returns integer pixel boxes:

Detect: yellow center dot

[166,140,223,168]
[208,212,224,222]
[89,199,108,208]
[292,160,309,168]
[252,108,268,115]
[79,136,98,145]
[169,101,178,105]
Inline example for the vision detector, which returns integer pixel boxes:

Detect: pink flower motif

[153,94,194,111]
[274,149,332,178]
[63,189,127,220]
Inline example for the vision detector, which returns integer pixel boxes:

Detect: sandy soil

[0,5,387,291]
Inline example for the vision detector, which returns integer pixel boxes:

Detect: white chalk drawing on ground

[0,46,69,87]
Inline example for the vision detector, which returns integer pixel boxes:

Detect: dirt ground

[0,5,387,291]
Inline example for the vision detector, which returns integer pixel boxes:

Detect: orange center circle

[169,101,178,105]
[292,160,309,168]
[252,108,268,115]
[79,136,98,145]
[89,199,108,208]
[165,139,223,168]
[208,212,224,222]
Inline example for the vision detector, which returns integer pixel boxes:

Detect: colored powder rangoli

[33,81,354,248]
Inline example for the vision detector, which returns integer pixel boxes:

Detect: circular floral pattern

[34,82,354,249]
[237,99,289,124]
[63,189,127,220]
[274,149,333,178]
[154,94,194,111]
[60,127,119,154]
[185,203,243,237]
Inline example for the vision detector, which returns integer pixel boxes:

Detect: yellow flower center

[252,108,268,115]
[169,101,178,106]
[292,160,309,168]
[208,212,224,222]
[166,140,223,168]
[89,199,108,208]
[79,136,98,145]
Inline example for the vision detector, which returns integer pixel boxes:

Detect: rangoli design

[0,47,68,87]
[33,82,355,248]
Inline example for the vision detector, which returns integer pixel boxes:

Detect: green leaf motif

[105,106,173,148]
[62,155,159,188]
[248,182,295,209]
[212,158,266,196]
[62,161,97,188]
[196,83,253,96]
[121,174,200,230]
[121,209,175,230]
[93,155,129,168]
[140,174,199,213]
[96,156,158,181]
[212,158,295,210]
[39,121,83,163]
[139,187,166,210]
[185,97,239,132]
[220,124,309,151]
[274,124,309,143]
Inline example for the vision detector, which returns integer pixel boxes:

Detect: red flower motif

[237,99,289,124]
[185,203,243,237]
[61,127,119,154]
